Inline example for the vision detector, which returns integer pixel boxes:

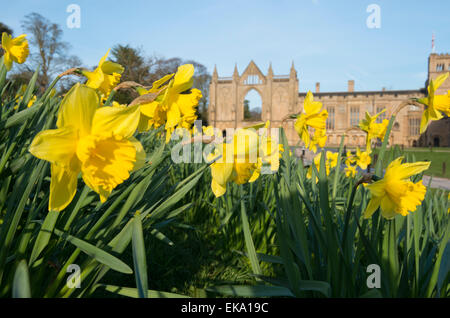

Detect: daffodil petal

[165,101,181,129]
[211,161,233,186]
[49,163,79,212]
[366,180,386,197]
[433,73,449,90]
[91,104,140,138]
[390,161,430,180]
[29,127,78,166]
[363,195,382,218]
[57,83,99,136]
[130,137,146,171]
[211,179,227,198]
[101,60,124,74]
[173,64,194,93]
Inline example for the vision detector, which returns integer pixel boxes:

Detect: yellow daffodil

[1,32,29,71]
[81,49,124,99]
[208,125,280,197]
[163,65,202,142]
[363,156,430,219]
[307,151,338,180]
[27,95,36,108]
[308,128,327,153]
[208,140,260,198]
[14,84,36,109]
[138,65,202,141]
[294,91,328,152]
[345,150,356,166]
[418,72,450,133]
[355,147,371,170]
[345,164,357,178]
[29,83,145,211]
[327,151,338,168]
[135,73,174,132]
[359,109,389,152]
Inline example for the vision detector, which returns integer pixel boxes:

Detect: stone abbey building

[208,53,450,147]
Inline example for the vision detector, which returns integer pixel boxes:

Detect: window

[436,64,445,72]
[244,75,262,85]
[409,118,420,136]
[350,106,359,126]
[326,107,335,130]
[376,106,386,123]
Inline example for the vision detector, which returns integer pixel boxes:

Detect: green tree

[0,22,12,36]
[244,99,251,120]
[110,44,152,103]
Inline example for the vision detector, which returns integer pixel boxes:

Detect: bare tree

[21,13,81,91]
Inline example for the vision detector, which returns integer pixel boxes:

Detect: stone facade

[208,54,450,147]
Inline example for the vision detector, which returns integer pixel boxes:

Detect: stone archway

[242,87,263,122]
[208,61,299,143]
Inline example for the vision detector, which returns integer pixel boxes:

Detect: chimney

[348,80,355,92]
[315,82,320,93]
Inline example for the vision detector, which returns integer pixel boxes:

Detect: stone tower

[428,53,450,94]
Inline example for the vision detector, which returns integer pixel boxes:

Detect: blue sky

[2,0,450,96]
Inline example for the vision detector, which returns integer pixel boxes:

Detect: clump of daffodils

[355,147,371,170]
[294,91,328,153]
[344,164,357,178]
[418,72,450,133]
[363,156,430,219]
[1,32,29,70]
[307,151,338,181]
[135,64,202,142]
[14,84,36,109]
[29,83,145,211]
[343,150,360,178]
[208,123,282,197]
